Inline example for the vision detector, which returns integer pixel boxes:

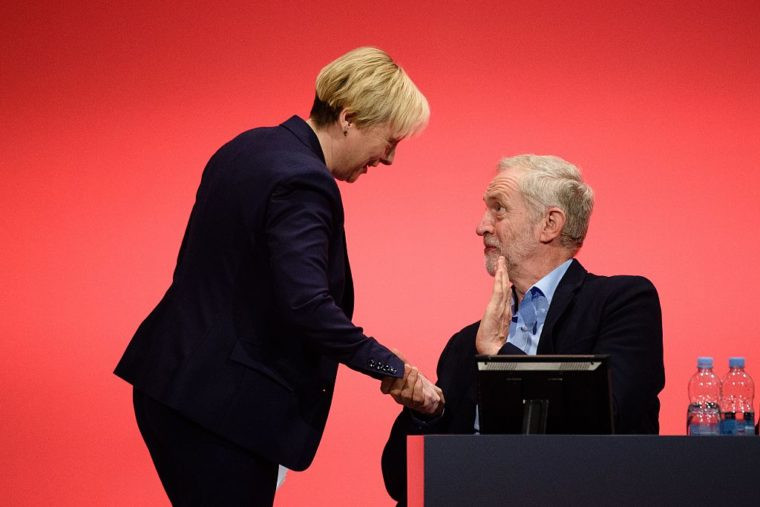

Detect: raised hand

[475,255,512,355]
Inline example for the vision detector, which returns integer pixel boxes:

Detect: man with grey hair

[381,154,664,505]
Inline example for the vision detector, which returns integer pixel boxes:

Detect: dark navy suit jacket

[381,259,665,503]
[115,116,403,471]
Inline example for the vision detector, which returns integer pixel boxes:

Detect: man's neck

[512,250,573,302]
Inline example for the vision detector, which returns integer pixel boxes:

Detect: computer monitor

[476,355,614,434]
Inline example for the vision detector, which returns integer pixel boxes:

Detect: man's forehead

[484,168,522,200]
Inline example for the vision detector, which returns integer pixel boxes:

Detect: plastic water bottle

[687,357,721,436]
[720,357,755,435]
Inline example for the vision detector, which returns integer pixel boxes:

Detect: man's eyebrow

[484,187,500,201]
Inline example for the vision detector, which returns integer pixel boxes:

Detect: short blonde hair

[310,47,430,138]
[499,154,594,249]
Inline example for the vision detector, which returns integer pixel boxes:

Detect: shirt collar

[532,258,573,307]
[510,258,573,314]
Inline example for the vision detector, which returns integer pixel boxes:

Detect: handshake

[380,350,445,417]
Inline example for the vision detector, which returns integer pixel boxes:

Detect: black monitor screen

[476,355,614,434]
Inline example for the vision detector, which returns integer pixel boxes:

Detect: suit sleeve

[382,324,478,503]
[264,175,403,380]
[593,277,664,433]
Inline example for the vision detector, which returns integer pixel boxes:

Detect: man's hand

[475,256,512,355]
[381,350,445,416]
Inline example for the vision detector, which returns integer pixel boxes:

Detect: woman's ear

[338,109,356,129]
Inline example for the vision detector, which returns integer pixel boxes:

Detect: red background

[2,1,759,505]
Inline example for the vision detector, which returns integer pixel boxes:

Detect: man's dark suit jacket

[115,116,403,471]
[381,259,665,503]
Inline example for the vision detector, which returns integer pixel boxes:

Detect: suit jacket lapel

[537,259,587,354]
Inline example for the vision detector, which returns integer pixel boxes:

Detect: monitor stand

[522,398,549,433]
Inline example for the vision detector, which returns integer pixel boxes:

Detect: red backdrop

[2,1,759,505]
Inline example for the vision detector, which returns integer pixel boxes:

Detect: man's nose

[476,211,492,236]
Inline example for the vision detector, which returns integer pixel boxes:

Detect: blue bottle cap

[729,357,745,368]
[697,357,713,368]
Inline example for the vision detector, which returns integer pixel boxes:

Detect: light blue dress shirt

[506,258,573,355]
[474,258,573,432]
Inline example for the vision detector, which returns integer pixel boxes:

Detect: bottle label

[743,412,755,436]
[720,412,737,435]
[687,403,721,436]
[688,422,719,436]
[688,423,719,436]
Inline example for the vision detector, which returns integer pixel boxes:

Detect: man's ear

[539,207,565,243]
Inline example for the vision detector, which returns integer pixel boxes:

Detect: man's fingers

[411,372,425,406]
[490,263,505,302]
[498,255,512,286]
[496,257,511,303]
[496,256,512,324]
[497,258,507,296]
[497,255,510,281]
[487,257,511,318]
[433,384,445,405]
[419,375,443,414]
[402,367,419,399]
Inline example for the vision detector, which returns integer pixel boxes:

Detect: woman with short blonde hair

[310,47,429,137]
[116,47,439,506]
